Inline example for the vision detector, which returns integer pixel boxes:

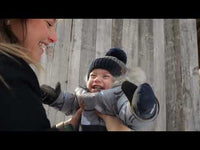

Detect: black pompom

[105,48,127,64]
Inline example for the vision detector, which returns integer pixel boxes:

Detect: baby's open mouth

[92,85,104,91]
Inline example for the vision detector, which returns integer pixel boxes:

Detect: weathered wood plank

[138,19,154,83]
[66,19,83,93]
[79,19,97,87]
[164,19,183,130]
[152,19,166,131]
[164,19,200,131]
[112,19,123,48]
[179,19,200,130]
[96,19,112,57]
[122,19,139,67]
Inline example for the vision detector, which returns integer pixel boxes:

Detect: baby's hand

[75,87,97,111]
[40,82,61,105]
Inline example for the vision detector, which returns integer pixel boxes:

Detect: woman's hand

[56,107,83,131]
[67,107,83,129]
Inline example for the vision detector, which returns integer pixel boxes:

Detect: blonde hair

[0,43,41,68]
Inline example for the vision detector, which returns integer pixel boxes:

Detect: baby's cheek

[87,82,93,92]
[104,83,112,89]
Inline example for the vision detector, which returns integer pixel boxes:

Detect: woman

[0,19,130,131]
[0,19,59,130]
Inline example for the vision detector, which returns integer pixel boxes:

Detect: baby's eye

[103,75,110,78]
[90,74,96,78]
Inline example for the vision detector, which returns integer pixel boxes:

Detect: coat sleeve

[49,90,79,115]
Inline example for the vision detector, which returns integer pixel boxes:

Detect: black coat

[0,53,52,131]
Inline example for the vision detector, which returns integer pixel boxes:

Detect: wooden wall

[37,19,200,131]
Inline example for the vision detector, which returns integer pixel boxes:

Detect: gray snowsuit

[49,83,159,131]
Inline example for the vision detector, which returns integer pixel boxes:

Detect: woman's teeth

[39,43,47,51]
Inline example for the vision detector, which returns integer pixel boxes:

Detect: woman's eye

[46,21,53,27]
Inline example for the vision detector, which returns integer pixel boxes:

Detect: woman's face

[10,19,57,62]
[87,68,114,93]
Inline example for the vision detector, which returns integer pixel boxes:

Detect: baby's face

[87,68,114,93]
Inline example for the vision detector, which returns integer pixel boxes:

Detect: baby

[41,48,159,131]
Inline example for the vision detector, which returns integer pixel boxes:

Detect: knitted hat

[87,48,127,80]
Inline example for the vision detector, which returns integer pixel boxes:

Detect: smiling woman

[0,19,60,131]
[10,19,57,62]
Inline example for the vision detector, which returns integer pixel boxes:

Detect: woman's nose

[48,29,57,43]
